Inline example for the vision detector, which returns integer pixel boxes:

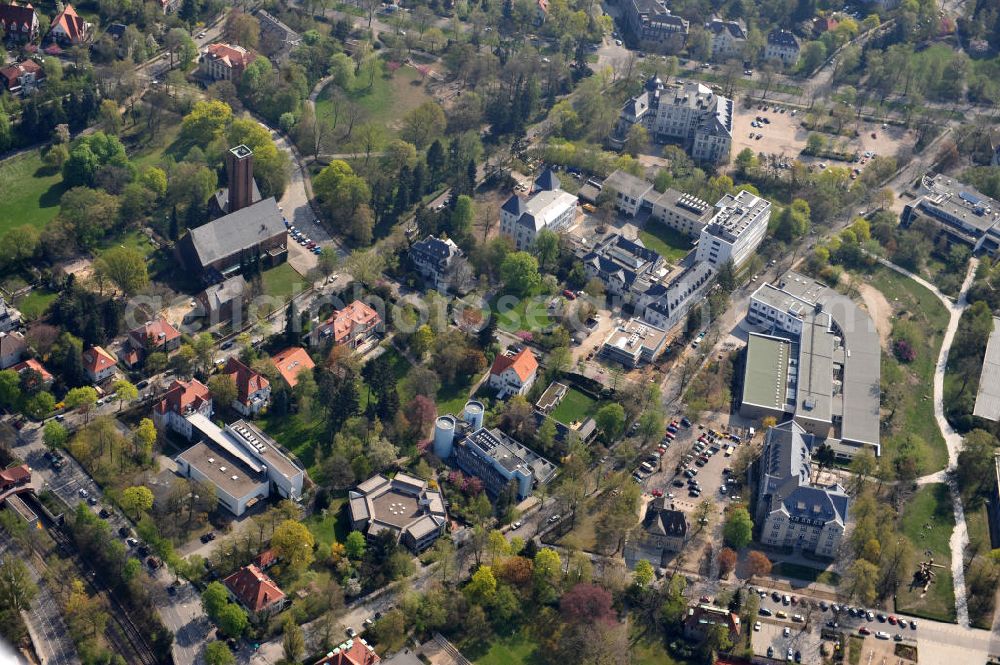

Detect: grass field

[314,63,431,152]
[470,629,540,665]
[262,263,307,301]
[0,150,66,235]
[865,266,950,472]
[773,561,841,586]
[259,411,324,475]
[15,287,57,320]
[550,388,597,425]
[639,223,694,263]
[895,483,956,622]
[437,378,477,416]
[304,497,349,546]
[493,287,555,334]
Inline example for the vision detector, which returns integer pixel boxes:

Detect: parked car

[859,627,871,636]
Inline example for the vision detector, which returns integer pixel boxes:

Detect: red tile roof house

[152,378,213,440]
[125,319,182,367]
[0,2,39,42]
[221,357,271,416]
[199,43,256,82]
[47,4,90,45]
[0,464,31,492]
[314,638,380,665]
[270,347,315,388]
[223,564,287,623]
[0,59,43,95]
[488,347,538,399]
[11,358,53,390]
[311,300,382,349]
[82,346,117,384]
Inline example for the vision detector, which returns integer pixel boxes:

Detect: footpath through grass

[895,483,956,622]
[864,266,949,472]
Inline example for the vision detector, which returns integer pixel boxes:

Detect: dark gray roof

[643,497,688,537]
[411,235,461,271]
[187,197,285,267]
[201,276,247,311]
[213,179,262,214]
[707,19,746,39]
[502,194,526,216]
[759,421,849,524]
[534,168,561,192]
[768,29,799,48]
[106,23,126,39]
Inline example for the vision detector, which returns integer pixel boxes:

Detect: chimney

[227,144,254,212]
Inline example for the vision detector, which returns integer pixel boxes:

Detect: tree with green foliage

[65,386,98,422]
[43,420,69,451]
[594,403,626,441]
[204,641,236,665]
[94,247,149,296]
[500,251,541,296]
[633,559,654,589]
[112,379,138,412]
[201,581,229,619]
[62,132,129,187]
[120,485,154,521]
[345,530,367,559]
[0,558,37,612]
[723,506,753,549]
[282,613,305,663]
[466,565,497,604]
[181,100,233,144]
[217,603,248,638]
[271,519,315,572]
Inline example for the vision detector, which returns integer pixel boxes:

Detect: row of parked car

[631,417,691,483]
[285,220,323,255]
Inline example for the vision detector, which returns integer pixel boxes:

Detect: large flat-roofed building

[602,170,654,217]
[614,78,733,164]
[974,317,1000,421]
[177,197,288,281]
[902,173,1000,255]
[453,426,557,500]
[695,190,771,269]
[741,272,880,459]
[647,188,713,237]
[754,421,849,557]
[347,473,447,553]
[175,413,305,515]
[601,318,669,367]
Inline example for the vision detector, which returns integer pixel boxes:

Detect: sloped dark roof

[643,497,688,537]
[186,197,285,267]
[534,168,561,192]
[767,29,799,48]
[502,194,526,216]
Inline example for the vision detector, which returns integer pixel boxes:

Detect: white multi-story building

[764,29,800,67]
[175,413,305,516]
[695,189,771,268]
[647,188,714,237]
[755,421,848,558]
[488,347,538,399]
[707,18,747,61]
[615,78,733,164]
[500,170,577,250]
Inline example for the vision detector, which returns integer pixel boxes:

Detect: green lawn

[304,497,349,546]
[0,150,67,235]
[865,266,950,472]
[471,629,540,665]
[494,290,555,334]
[314,63,432,152]
[262,263,307,301]
[773,562,841,586]
[895,483,957,622]
[95,229,157,259]
[631,636,689,665]
[639,223,694,263]
[259,411,325,475]
[437,379,476,416]
[550,388,596,426]
[15,288,57,320]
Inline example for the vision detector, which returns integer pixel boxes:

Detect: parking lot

[636,422,748,517]
[752,617,820,664]
[729,103,915,172]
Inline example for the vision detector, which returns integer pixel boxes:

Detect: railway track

[22,493,161,665]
